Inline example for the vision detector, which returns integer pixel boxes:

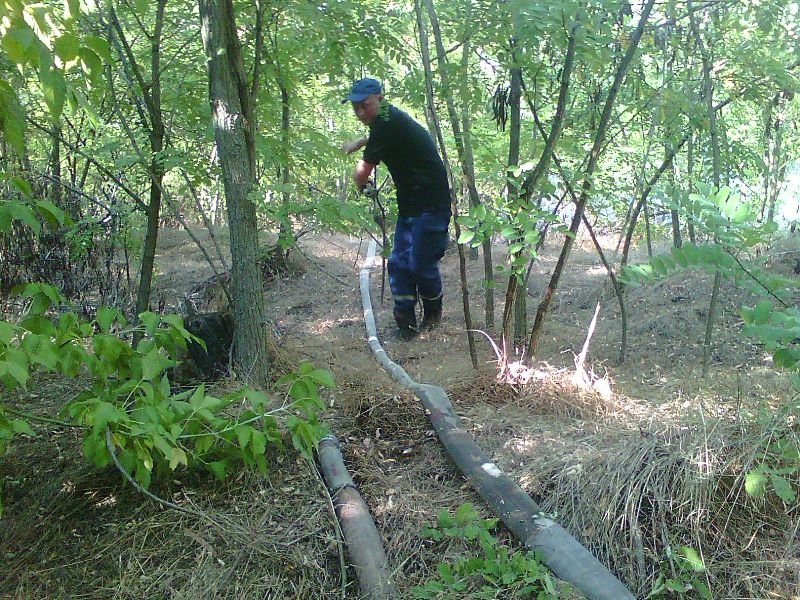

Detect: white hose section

[358,239,635,600]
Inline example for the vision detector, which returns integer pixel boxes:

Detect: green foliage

[412,503,561,599]
[622,184,786,286]
[742,302,800,372]
[457,193,561,279]
[618,180,800,508]
[648,546,712,599]
[0,0,107,137]
[0,283,332,497]
[740,397,799,505]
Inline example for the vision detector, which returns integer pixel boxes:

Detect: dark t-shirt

[362,103,450,217]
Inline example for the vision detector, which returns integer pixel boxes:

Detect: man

[342,77,451,341]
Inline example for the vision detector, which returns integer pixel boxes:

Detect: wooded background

[1,1,799,597]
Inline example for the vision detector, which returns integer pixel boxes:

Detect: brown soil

[1,226,798,599]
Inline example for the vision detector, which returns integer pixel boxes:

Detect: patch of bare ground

[1,227,798,598]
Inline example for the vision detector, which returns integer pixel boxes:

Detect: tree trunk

[690,1,722,378]
[766,95,785,224]
[107,0,168,334]
[502,52,522,346]
[200,0,270,387]
[687,133,697,243]
[620,136,688,268]
[527,0,656,358]
[415,0,477,368]
[425,0,494,328]
[506,20,579,347]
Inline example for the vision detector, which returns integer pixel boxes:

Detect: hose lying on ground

[317,434,398,600]
[359,240,635,600]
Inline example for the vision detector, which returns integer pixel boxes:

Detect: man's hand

[362,182,378,199]
[341,137,367,155]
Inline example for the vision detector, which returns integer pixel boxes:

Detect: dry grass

[3,231,800,599]
[456,368,800,600]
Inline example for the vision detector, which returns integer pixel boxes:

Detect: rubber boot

[393,309,418,341]
[420,297,442,332]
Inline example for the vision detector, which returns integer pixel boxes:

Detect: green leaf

[666,578,687,592]
[64,0,81,21]
[91,401,124,435]
[671,246,688,268]
[246,388,268,412]
[0,321,16,344]
[1,23,36,68]
[9,176,32,198]
[250,429,267,455]
[96,307,119,332]
[768,473,796,503]
[152,434,173,457]
[678,546,705,572]
[35,199,68,227]
[38,51,66,120]
[70,86,101,128]
[208,460,227,481]
[7,201,40,234]
[78,46,102,81]
[309,368,335,388]
[82,35,112,63]
[745,468,768,497]
[2,348,29,388]
[139,312,161,336]
[54,32,80,62]
[40,284,62,306]
[11,419,34,436]
[437,563,455,584]
[141,347,170,380]
[455,502,478,526]
[457,230,475,245]
[135,459,152,489]
[169,447,188,470]
[189,384,207,409]
[752,301,772,326]
[0,81,26,157]
[235,424,252,449]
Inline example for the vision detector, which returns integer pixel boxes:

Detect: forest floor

[1,225,799,599]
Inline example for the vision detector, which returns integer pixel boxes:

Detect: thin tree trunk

[505,21,579,347]
[276,82,293,270]
[108,0,167,334]
[620,136,688,268]
[200,0,270,386]
[415,0,477,368]
[690,1,721,377]
[529,108,630,364]
[643,198,653,257]
[527,0,656,358]
[761,97,775,221]
[506,47,523,345]
[766,95,785,224]
[687,133,697,243]
[425,0,494,328]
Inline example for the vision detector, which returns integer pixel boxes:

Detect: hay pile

[455,370,800,599]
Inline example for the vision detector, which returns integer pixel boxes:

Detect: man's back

[363,104,450,216]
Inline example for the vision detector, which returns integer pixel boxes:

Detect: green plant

[648,546,711,599]
[0,282,333,499]
[412,503,560,599]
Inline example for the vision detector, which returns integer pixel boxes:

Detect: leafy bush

[413,503,562,599]
[0,283,332,512]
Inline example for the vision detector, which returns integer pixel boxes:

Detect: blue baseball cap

[342,78,382,103]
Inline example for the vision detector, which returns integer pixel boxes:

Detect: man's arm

[353,159,376,190]
[341,136,368,155]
